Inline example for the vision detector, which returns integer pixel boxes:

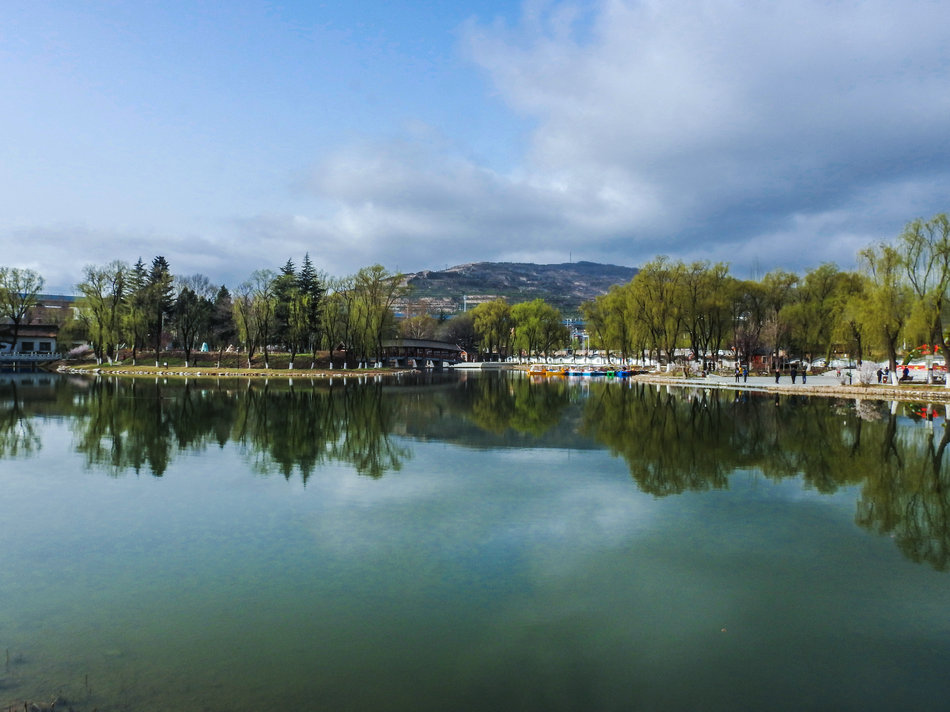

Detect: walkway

[632,370,950,403]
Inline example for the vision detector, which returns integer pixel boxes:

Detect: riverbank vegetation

[0,213,947,375]
[581,214,949,380]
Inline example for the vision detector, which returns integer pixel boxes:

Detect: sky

[2,0,949,293]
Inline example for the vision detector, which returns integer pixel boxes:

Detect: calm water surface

[2,372,949,711]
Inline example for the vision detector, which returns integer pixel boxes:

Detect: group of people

[774,364,806,384]
[732,363,808,384]
[876,366,912,383]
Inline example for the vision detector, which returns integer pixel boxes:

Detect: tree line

[0,212,946,371]
[580,213,950,383]
[1,256,572,366]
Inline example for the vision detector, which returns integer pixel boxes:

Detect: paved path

[632,371,950,403]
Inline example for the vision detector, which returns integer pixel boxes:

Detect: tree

[297,253,325,367]
[0,267,45,353]
[146,256,175,367]
[232,281,258,368]
[627,257,685,370]
[833,272,869,366]
[436,311,477,355]
[235,270,278,369]
[400,314,438,340]
[76,261,127,364]
[351,265,408,365]
[760,269,799,370]
[210,285,236,367]
[600,286,635,363]
[124,258,151,365]
[321,276,357,368]
[858,243,912,384]
[730,279,768,367]
[472,299,513,359]
[681,262,732,369]
[273,259,297,355]
[900,214,950,385]
[511,299,568,359]
[785,263,850,364]
[580,296,609,359]
[172,274,215,367]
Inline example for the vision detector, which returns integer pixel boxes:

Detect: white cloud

[279,0,950,275]
[7,0,950,286]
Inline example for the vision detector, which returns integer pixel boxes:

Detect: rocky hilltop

[399,261,638,316]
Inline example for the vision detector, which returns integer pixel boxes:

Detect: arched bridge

[381,339,467,370]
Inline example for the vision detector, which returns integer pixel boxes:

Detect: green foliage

[472,299,513,358]
[511,299,568,357]
[858,242,913,376]
[76,261,127,364]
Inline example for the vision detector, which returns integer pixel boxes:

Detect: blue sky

[2,1,949,292]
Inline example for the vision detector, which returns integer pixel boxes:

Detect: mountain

[398,261,639,316]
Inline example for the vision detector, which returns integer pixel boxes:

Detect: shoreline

[629,372,950,404]
[51,363,950,403]
[55,363,414,379]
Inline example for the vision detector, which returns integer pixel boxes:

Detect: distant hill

[398,261,639,316]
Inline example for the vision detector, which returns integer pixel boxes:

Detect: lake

[2,371,950,711]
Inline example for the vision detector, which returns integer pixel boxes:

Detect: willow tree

[511,299,568,359]
[627,257,685,370]
[472,299,512,360]
[784,263,852,364]
[680,261,732,368]
[600,285,635,363]
[858,243,912,384]
[321,276,357,368]
[580,296,608,359]
[760,269,799,370]
[900,214,950,385]
[351,265,406,365]
[76,261,127,364]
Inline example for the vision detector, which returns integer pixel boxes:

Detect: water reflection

[3,373,950,569]
[64,377,411,480]
[579,382,950,570]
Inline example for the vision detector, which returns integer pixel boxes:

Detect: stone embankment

[632,371,950,404]
[56,364,411,379]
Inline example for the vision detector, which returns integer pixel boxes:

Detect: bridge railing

[0,352,60,362]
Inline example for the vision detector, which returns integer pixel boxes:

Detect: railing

[0,352,60,362]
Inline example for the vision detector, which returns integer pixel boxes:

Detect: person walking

[791,365,798,384]
[735,365,741,383]
[774,366,781,384]
[742,365,748,383]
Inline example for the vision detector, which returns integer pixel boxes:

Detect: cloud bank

[5,0,949,289]
[270,0,950,278]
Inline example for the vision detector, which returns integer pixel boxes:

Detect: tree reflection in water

[63,377,408,481]
[0,378,42,457]
[5,373,950,569]
[579,382,950,570]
